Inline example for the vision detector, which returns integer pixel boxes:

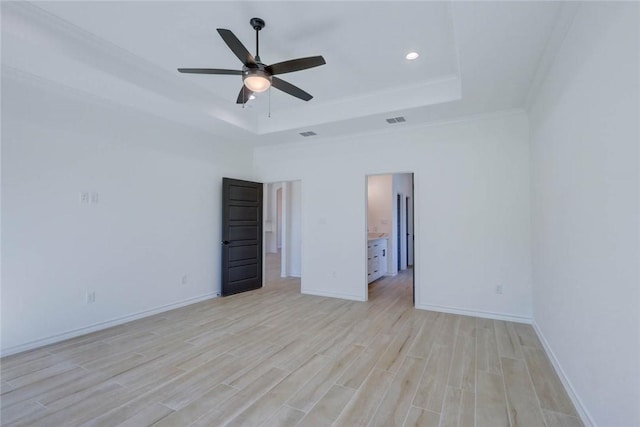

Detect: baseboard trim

[415,303,532,324]
[1,292,218,357]
[532,322,595,427]
[302,288,365,302]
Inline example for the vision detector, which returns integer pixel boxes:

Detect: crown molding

[524,2,580,111]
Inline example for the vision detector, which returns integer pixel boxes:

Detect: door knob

[222,240,231,245]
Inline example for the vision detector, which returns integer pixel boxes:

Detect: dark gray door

[221,178,263,296]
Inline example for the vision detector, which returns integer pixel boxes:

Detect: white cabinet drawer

[367,237,388,283]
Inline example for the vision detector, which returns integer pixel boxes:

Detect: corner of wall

[531,321,596,426]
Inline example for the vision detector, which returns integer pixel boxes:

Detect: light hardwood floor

[2,255,582,426]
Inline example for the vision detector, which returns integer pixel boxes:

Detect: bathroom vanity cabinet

[367,238,388,283]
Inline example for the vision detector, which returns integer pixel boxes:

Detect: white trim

[0,293,218,357]
[415,303,532,324]
[254,108,527,151]
[302,288,365,302]
[532,322,596,427]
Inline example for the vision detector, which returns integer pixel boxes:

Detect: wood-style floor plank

[512,323,543,349]
[501,356,547,426]
[413,343,453,413]
[259,404,305,427]
[225,354,329,427]
[150,383,237,427]
[476,371,510,427]
[495,320,524,359]
[332,368,394,427]
[439,386,463,427]
[370,355,425,426]
[286,344,363,412]
[112,402,173,427]
[460,390,476,427]
[404,406,441,427]
[297,384,355,426]
[477,321,502,374]
[1,254,582,427]
[448,333,476,392]
[543,409,585,427]
[522,346,578,417]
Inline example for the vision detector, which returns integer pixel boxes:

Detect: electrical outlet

[181,275,188,285]
[80,192,90,204]
[496,285,504,295]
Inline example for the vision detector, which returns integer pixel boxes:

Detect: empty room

[1,1,638,426]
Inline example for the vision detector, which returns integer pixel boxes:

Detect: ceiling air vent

[386,116,406,124]
[299,131,317,137]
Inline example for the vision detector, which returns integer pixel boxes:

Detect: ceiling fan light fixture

[243,70,271,92]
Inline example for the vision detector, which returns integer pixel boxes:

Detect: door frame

[406,195,414,267]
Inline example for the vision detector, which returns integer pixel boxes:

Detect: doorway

[366,173,415,303]
[263,181,302,286]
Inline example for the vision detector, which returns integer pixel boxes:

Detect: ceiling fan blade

[177,68,242,75]
[266,56,326,75]
[217,29,255,66]
[236,85,254,104]
[271,77,313,101]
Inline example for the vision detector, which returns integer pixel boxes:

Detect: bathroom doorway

[365,173,415,304]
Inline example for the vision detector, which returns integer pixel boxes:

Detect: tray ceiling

[1,1,572,145]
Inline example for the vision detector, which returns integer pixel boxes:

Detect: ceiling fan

[178,17,326,104]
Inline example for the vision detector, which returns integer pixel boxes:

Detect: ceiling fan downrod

[250,17,265,62]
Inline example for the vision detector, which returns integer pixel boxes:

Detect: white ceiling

[1,1,573,146]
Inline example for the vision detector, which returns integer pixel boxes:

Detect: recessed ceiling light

[405,52,419,60]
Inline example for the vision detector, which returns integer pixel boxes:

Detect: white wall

[528,3,639,425]
[367,174,393,236]
[1,71,253,355]
[276,187,282,249]
[254,111,532,319]
[264,182,282,254]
